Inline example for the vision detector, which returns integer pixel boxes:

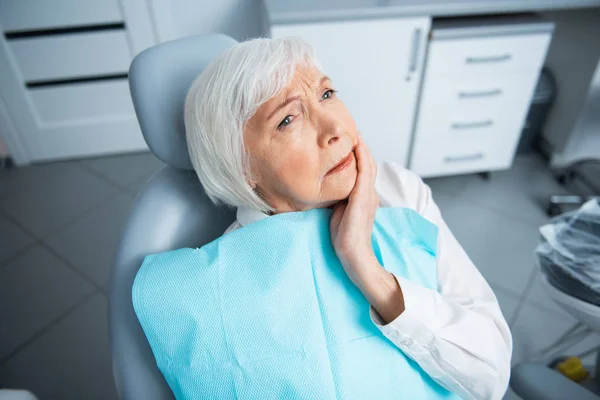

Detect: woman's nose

[317,112,345,148]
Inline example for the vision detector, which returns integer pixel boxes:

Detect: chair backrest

[108,34,238,400]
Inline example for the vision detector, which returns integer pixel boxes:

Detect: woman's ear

[245,169,260,189]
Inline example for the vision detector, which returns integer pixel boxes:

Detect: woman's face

[245,65,359,213]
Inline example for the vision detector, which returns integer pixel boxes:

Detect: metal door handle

[458,89,502,99]
[408,28,422,73]
[451,120,494,130]
[466,54,512,64]
[444,153,485,163]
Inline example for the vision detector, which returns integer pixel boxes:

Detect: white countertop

[265,0,600,24]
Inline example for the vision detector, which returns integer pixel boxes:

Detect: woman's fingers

[354,135,376,190]
[359,134,377,180]
[351,137,369,199]
[345,135,376,217]
[354,134,367,174]
[330,134,378,263]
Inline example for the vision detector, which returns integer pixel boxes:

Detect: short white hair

[184,37,322,214]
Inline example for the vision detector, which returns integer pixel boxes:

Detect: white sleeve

[370,163,513,400]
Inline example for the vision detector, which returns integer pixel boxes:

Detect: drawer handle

[408,27,423,73]
[458,89,502,99]
[444,153,484,163]
[451,120,494,130]
[466,54,512,64]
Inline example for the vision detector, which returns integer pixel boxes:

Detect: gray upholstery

[128,33,237,170]
[108,34,237,399]
[511,363,600,400]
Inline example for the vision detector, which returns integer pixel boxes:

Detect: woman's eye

[277,115,293,130]
[321,89,337,100]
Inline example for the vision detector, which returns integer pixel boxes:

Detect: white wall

[162,0,268,42]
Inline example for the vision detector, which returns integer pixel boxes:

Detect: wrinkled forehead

[252,65,329,119]
[271,64,329,104]
[285,64,326,89]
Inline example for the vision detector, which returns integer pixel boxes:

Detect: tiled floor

[0,151,596,399]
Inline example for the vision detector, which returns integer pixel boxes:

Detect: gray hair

[184,37,322,214]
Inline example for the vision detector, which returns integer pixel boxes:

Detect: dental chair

[108,34,238,399]
[511,276,600,399]
[511,276,600,400]
[511,362,600,400]
[111,32,600,400]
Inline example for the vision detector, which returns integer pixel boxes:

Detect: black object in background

[518,67,557,154]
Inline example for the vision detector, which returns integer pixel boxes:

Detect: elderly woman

[133,37,512,400]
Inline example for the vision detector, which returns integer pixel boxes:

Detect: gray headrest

[128,34,238,170]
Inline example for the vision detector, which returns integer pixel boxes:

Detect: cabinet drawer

[415,72,538,140]
[9,31,131,82]
[426,33,552,76]
[410,133,516,177]
[28,80,134,124]
[0,0,122,33]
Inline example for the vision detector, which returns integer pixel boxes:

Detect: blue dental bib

[133,207,461,399]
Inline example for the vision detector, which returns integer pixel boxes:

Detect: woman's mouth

[326,152,355,176]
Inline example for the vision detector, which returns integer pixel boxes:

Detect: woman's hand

[329,134,379,284]
[329,135,405,323]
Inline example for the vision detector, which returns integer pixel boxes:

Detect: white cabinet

[0,0,157,164]
[410,19,554,177]
[271,17,431,167]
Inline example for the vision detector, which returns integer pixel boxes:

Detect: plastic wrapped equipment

[536,199,600,306]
